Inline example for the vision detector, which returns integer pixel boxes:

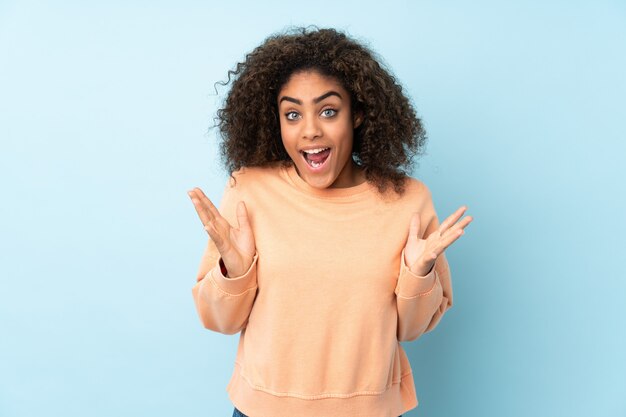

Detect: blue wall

[1,1,624,416]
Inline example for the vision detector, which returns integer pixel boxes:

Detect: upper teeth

[303,148,329,154]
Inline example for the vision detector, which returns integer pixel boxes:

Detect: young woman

[188,26,473,417]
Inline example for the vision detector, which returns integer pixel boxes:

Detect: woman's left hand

[404,206,473,276]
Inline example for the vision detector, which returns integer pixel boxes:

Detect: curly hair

[213,26,427,195]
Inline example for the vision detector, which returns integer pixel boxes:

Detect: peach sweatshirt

[192,164,453,417]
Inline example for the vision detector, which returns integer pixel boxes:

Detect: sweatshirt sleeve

[191,179,259,335]
[394,184,454,342]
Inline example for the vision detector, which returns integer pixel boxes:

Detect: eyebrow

[279,91,343,105]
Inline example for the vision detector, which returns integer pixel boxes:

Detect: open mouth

[301,147,331,169]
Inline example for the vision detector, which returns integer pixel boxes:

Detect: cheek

[334,123,355,147]
[279,119,293,135]
[279,128,298,152]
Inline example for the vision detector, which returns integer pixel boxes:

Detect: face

[277,70,363,189]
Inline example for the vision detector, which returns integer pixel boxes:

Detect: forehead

[278,70,347,98]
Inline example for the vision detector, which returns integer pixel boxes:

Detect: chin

[309,180,333,189]
[303,173,334,189]
[306,173,336,189]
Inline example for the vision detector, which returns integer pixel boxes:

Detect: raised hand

[187,187,256,278]
[404,206,473,276]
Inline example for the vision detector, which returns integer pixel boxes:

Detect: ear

[353,111,364,129]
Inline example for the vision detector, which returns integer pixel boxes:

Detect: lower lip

[301,150,331,173]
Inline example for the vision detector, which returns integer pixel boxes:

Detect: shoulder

[218,165,284,212]
[381,175,432,204]
[373,175,434,217]
[225,163,285,191]
[403,176,431,196]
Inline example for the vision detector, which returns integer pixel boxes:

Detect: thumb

[236,201,251,231]
[407,212,420,244]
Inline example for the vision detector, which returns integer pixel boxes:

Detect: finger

[236,201,251,232]
[437,205,467,234]
[407,212,420,243]
[188,192,214,226]
[191,188,220,222]
[437,227,467,253]
[438,205,467,234]
[442,215,473,238]
[204,221,224,246]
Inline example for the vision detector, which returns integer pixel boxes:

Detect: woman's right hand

[187,187,256,278]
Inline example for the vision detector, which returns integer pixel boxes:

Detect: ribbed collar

[280,163,374,200]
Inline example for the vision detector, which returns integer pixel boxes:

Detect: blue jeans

[233,407,402,417]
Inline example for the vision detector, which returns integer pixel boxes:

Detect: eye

[321,108,337,118]
[285,111,300,121]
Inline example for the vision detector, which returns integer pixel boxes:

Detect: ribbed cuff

[210,252,259,295]
[395,248,438,298]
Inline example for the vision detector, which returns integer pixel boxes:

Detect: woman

[188,26,472,417]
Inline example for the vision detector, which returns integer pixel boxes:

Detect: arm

[395,187,454,342]
[191,182,259,335]
[395,249,452,342]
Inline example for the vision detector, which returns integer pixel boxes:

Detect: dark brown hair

[213,26,427,195]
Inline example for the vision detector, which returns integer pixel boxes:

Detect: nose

[302,115,322,140]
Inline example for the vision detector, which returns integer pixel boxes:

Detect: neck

[330,161,366,189]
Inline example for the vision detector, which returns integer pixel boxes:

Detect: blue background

[1,1,625,416]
